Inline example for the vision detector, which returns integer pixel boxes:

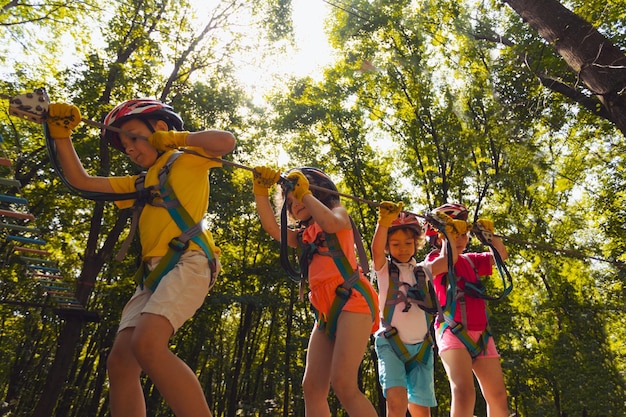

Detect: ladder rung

[0,194,27,205]
[19,256,57,266]
[32,272,63,280]
[53,303,84,310]
[0,209,35,220]
[27,264,60,273]
[0,158,12,167]
[8,235,46,245]
[12,246,50,255]
[50,295,79,303]
[0,178,21,188]
[0,222,39,233]
[40,283,72,291]
[46,290,74,296]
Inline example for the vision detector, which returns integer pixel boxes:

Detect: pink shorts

[436,327,500,358]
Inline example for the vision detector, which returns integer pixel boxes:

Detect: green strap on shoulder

[320,230,376,340]
[133,153,216,292]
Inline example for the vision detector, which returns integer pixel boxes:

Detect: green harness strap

[381,261,436,371]
[132,152,217,292]
[438,254,492,359]
[313,222,377,340]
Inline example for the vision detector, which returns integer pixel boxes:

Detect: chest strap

[124,152,216,291]
[309,221,376,340]
[381,261,440,368]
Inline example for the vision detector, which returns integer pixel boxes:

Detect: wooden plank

[0,209,35,221]
[0,194,28,205]
[0,177,21,188]
[31,272,63,280]
[7,235,46,245]
[18,255,55,264]
[27,264,61,273]
[0,222,39,233]
[12,246,50,256]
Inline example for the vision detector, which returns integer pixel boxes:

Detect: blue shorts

[375,335,437,407]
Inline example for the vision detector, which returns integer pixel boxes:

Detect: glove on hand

[148,130,189,151]
[472,218,494,245]
[378,201,403,228]
[286,170,312,201]
[252,166,281,196]
[431,211,461,240]
[47,103,81,139]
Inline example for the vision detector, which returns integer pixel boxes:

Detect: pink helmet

[425,203,469,236]
[102,99,183,151]
[389,212,423,235]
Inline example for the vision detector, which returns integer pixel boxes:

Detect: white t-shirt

[375,258,431,344]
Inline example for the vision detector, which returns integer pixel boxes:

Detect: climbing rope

[3,90,623,268]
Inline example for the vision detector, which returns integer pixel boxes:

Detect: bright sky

[233,0,335,103]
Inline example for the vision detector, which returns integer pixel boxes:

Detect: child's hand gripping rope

[252,166,282,196]
[471,219,495,245]
[47,103,82,139]
[427,210,467,240]
[285,170,312,201]
[377,201,403,227]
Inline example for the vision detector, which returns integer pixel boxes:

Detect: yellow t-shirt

[108,148,222,260]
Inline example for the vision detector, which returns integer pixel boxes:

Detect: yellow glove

[475,218,494,233]
[286,170,312,201]
[472,218,494,244]
[252,166,281,196]
[378,201,403,228]
[148,130,189,151]
[432,211,461,240]
[47,103,81,139]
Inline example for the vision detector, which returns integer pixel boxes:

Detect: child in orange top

[251,166,378,417]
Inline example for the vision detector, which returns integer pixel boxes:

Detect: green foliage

[0,0,625,416]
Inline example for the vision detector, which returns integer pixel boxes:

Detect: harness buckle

[168,237,189,252]
[383,327,398,338]
[335,285,352,300]
[450,322,464,334]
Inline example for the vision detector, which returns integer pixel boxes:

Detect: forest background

[0,0,625,416]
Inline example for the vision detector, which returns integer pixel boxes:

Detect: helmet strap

[139,118,156,135]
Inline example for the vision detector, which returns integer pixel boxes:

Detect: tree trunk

[504,0,626,136]
[30,209,132,417]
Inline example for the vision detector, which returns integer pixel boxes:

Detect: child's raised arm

[251,166,299,247]
[148,129,235,157]
[474,219,508,262]
[47,103,115,193]
[371,201,403,271]
[286,170,349,234]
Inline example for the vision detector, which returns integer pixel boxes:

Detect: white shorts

[118,251,216,333]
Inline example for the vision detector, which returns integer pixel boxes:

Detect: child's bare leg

[386,386,409,417]
[473,357,509,417]
[331,312,378,417]
[302,326,332,417]
[439,348,476,417]
[132,313,212,417]
[408,402,431,417]
[107,328,146,417]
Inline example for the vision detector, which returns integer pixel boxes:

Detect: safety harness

[437,251,513,359]
[380,259,440,371]
[119,151,217,291]
[278,186,376,340]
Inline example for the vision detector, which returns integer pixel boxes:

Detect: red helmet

[389,212,423,235]
[102,99,183,151]
[425,203,469,236]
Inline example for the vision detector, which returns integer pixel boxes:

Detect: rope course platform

[0,146,98,322]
